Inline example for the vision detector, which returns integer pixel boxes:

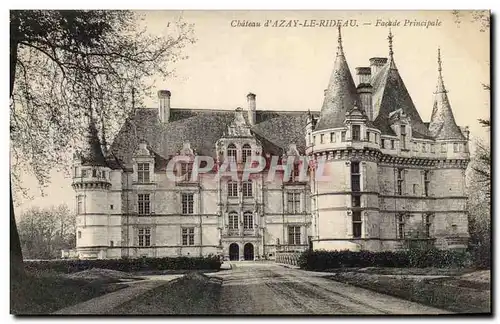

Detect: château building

[69,28,470,260]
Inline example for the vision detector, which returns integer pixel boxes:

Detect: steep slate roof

[428,49,466,140]
[315,27,360,131]
[371,33,433,140]
[79,119,108,167]
[110,107,314,168]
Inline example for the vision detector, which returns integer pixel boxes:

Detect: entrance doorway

[244,243,254,261]
[229,243,239,261]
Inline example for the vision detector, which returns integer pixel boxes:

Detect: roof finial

[337,25,344,56]
[437,47,442,73]
[388,28,394,59]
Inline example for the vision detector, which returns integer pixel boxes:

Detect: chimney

[158,90,171,123]
[246,93,256,125]
[356,67,373,120]
[369,57,388,76]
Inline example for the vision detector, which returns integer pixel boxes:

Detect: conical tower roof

[79,117,108,167]
[372,30,433,139]
[315,26,360,131]
[428,48,465,140]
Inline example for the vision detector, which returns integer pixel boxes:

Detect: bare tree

[10,10,195,278]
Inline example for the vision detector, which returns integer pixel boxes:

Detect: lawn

[11,271,126,315]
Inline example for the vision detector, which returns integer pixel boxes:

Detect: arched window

[242,144,252,163]
[228,212,239,229]
[243,211,253,229]
[227,143,237,162]
[242,180,253,197]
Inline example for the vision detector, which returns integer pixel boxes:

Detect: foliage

[10,10,195,193]
[18,204,76,259]
[24,255,222,273]
[297,249,471,270]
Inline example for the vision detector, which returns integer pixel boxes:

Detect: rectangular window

[422,143,427,153]
[341,131,346,142]
[352,125,361,141]
[441,143,447,153]
[320,134,324,144]
[313,135,316,144]
[242,147,252,163]
[424,171,430,197]
[181,193,194,214]
[182,227,195,246]
[396,168,404,195]
[287,192,301,214]
[288,226,301,245]
[227,182,238,197]
[413,184,417,194]
[78,231,82,239]
[397,214,405,239]
[92,169,97,177]
[351,162,360,192]
[77,196,83,214]
[137,163,150,183]
[81,169,88,178]
[330,132,336,143]
[352,211,362,238]
[366,131,370,142]
[424,214,432,238]
[391,140,395,150]
[138,194,151,215]
[138,228,151,247]
[374,134,378,144]
[242,181,253,197]
[453,143,459,152]
[110,241,114,247]
[243,213,253,229]
[228,213,239,230]
[352,194,361,207]
[74,167,78,177]
[180,163,193,181]
[431,144,435,153]
[381,139,385,149]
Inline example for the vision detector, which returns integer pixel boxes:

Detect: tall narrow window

[352,125,361,141]
[243,212,253,229]
[396,168,404,195]
[242,144,252,163]
[292,163,301,181]
[422,143,427,153]
[137,163,150,183]
[397,214,405,239]
[391,140,395,150]
[227,143,237,162]
[74,167,78,177]
[431,144,435,153]
[400,125,407,149]
[228,212,239,230]
[288,226,301,245]
[78,231,82,239]
[381,139,385,149]
[441,143,447,153]
[366,131,370,142]
[81,169,88,178]
[352,211,362,238]
[181,193,194,214]
[341,131,346,142]
[330,132,336,143]
[138,194,151,215]
[424,214,432,238]
[313,135,316,144]
[138,228,151,247]
[287,192,301,214]
[92,169,98,178]
[320,134,324,144]
[453,143,459,152]
[352,194,361,207]
[182,227,195,246]
[424,171,430,197]
[351,162,360,192]
[227,181,238,197]
[374,134,378,144]
[242,181,253,197]
[77,196,83,214]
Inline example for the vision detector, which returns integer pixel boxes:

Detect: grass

[325,271,491,314]
[11,272,126,315]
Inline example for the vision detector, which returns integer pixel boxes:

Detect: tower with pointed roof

[72,118,120,259]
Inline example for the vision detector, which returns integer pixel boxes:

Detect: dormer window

[180,162,193,181]
[137,163,150,183]
[227,143,237,162]
[400,125,407,149]
[352,125,361,141]
[242,144,252,163]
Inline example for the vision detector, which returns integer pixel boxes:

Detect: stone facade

[70,28,469,260]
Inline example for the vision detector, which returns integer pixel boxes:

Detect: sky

[13,10,490,214]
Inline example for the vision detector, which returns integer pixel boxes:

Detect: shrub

[298,249,470,270]
[24,255,222,274]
